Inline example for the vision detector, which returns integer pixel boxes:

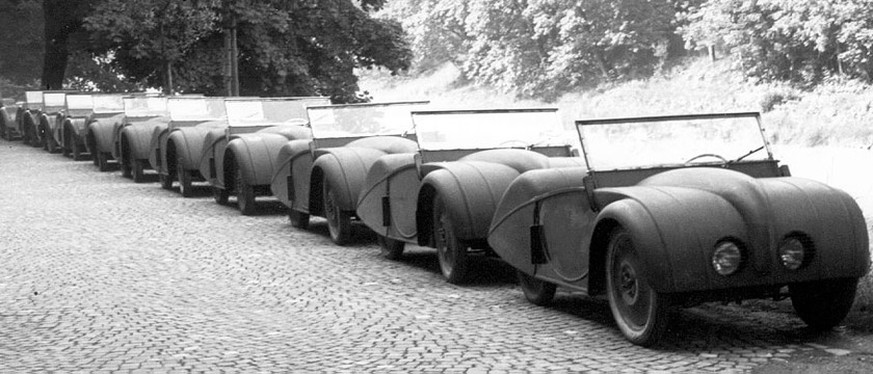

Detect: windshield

[123,96,168,118]
[412,108,567,151]
[167,97,226,121]
[43,92,67,112]
[66,95,94,117]
[307,101,427,138]
[577,112,773,170]
[26,91,43,105]
[93,95,125,113]
[225,97,330,127]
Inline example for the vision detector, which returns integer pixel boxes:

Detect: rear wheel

[790,277,858,330]
[289,210,310,229]
[323,178,352,245]
[132,159,146,183]
[606,227,672,346]
[517,271,557,306]
[177,158,193,197]
[433,195,470,284]
[236,168,255,215]
[378,235,405,260]
[213,187,229,205]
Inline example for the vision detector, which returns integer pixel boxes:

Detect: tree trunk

[42,0,71,89]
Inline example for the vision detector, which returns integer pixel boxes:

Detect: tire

[120,156,132,178]
[159,173,173,190]
[236,168,256,215]
[72,140,82,160]
[97,152,111,172]
[432,195,470,284]
[62,133,71,157]
[378,235,405,260]
[177,158,193,197]
[289,210,310,229]
[790,277,858,330]
[46,132,57,153]
[213,187,229,205]
[517,270,557,306]
[132,159,146,183]
[323,178,353,245]
[606,227,672,347]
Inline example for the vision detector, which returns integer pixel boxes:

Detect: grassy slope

[359,57,873,307]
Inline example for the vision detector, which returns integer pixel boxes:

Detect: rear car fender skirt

[418,161,521,241]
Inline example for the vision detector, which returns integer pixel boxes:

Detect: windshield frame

[575,111,773,172]
[223,96,330,127]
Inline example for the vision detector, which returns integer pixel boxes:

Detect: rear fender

[356,153,418,239]
[416,161,521,242]
[148,125,170,171]
[199,129,227,185]
[169,127,210,171]
[312,147,387,211]
[226,133,291,186]
[270,139,314,210]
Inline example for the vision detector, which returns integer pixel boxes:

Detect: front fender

[270,139,314,209]
[312,147,387,211]
[169,127,211,171]
[147,124,170,170]
[418,161,522,241]
[123,123,161,160]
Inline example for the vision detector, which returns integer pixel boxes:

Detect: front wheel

[289,210,310,229]
[71,140,82,160]
[236,168,256,215]
[323,178,353,245]
[97,152,111,172]
[605,227,672,346]
[378,235,405,260]
[433,196,470,284]
[159,173,173,190]
[790,277,858,330]
[46,132,57,153]
[177,158,193,197]
[517,271,557,306]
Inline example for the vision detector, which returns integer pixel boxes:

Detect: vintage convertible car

[114,95,170,181]
[39,91,76,153]
[357,108,583,283]
[18,91,44,146]
[58,93,98,160]
[205,97,330,214]
[486,112,870,346]
[0,98,18,140]
[150,96,227,195]
[84,94,127,169]
[270,101,428,244]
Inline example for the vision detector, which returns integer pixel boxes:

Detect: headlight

[779,236,806,270]
[712,241,743,276]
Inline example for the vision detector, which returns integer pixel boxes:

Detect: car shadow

[389,246,517,286]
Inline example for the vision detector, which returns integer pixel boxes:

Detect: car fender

[417,161,522,242]
[147,124,170,171]
[123,122,161,162]
[356,153,418,239]
[198,128,228,184]
[226,133,293,187]
[87,119,116,154]
[168,127,211,171]
[312,147,388,211]
[270,139,314,210]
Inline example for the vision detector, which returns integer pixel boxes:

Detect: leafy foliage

[0,0,44,86]
[384,0,690,100]
[681,0,873,85]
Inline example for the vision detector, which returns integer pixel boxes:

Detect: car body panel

[486,112,869,299]
[113,96,170,170]
[150,97,227,183]
[83,94,126,157]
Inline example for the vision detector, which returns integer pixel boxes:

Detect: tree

[0,0,44,87]
[42,0,93,89]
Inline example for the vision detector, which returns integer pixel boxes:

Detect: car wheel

[432,195,470,284]
[46,134,57,153]
[159,173,173,190]
[213,187,229,205]
[177,159,193,197]
[606,227,672,346]
[132,159,146,183]
[378,235,405,260]
[289,210,310,229]
[790,277,858,330]
[323,178,352,245]
[97,152,111,172]
[517,270,557,306]
[236,168,256,215]
[72,140,82,160]
[120,157,132,178]
[62,137,70,157]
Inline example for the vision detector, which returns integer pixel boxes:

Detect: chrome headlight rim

[779,233,813,271]
[712,239,745,276]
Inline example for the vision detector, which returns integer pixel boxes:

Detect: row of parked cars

[0,91,868,346]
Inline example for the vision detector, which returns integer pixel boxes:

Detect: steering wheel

[499,139,530,148]
[685,153,728,165]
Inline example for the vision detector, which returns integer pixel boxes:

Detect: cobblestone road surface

[2,139,873,373]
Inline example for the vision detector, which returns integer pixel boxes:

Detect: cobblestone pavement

[2,139,873,373]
